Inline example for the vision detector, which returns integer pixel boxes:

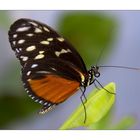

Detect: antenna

[99,65,140,71]
[95,45,106,66]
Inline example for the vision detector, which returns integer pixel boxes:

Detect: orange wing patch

[28,75,80,104]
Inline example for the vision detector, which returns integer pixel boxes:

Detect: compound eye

[94,72,100,78]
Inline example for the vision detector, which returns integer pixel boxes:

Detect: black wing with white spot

[8,18,87,74]
[8,18,89,114]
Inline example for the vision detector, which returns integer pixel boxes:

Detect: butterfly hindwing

[21,58,81,114]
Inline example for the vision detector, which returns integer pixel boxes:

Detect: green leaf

[0,95,40,129]
[0,61,23,95]
[0,11,11,28]
[59,82,116,130]
[0,62,41,128]
[88,107,114,130]
[111,116,136,130]
[58,12,117,67]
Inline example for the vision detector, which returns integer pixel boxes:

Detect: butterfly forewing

[8,18,87,74]
[8,18,88,113]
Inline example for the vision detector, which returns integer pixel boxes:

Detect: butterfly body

[8,18,99,113]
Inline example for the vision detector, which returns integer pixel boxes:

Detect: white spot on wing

[20,56,28,61]
[27,79,31,81]
[31,97,35,99]
[39,51,45,54]
[35,54,45,60]
[36,71,50,74]
[15,48,19,53]
[43,27,50,32]
[39,100,43,104]
[35,99,39,102]
[35,28,42,33]
[40,40,50,45]
[27,33,34,37]
[13,41,16,45]
[55,49,71,57]
[19,48,22,51]
[47,38,53,41]
[51,68,56,71]
[44,102,48,105]
[26,45,36,52]
[18,39,25,44]
[29,21,38,26]
[57,37,64,42]
[27,71,31,76]
[31,64,38,68]
[16,26,30,32]
[13,34,17,38]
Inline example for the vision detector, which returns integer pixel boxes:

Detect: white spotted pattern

[31,64,38,68]
[13,34,17,38]
[15,48,19,53]
[43,27,50,32]
[47,38,53,41]
[44,102,48,106]
[13,41,16,45]
[55,49,71,57]
[51,68,56,71]
[36,71,50,74]
[26,33,34,37]
[16,26,30,32]
[35,99,39,102]
[27,79,31,81]
[18,39,25,44]
[27,71,31,76]
[26,45,36,52]
[19,48,22,51]
[57,37,64,42]
[40,40,50,45]
[31,97,35,99]
[39,51,45,54]
[39,100,43,104]
[29,21,38,26]
[35,54,45,60]
[20,56,28,61]
[35,28,42,33]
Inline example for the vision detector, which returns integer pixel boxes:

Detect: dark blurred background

[0,11,140,129]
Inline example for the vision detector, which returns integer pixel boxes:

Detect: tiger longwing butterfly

[8,18,101,116]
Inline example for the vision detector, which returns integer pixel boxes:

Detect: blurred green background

[0,11,139,129]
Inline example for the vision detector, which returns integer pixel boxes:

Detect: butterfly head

[91,66,100,78]
[87,66,100,86]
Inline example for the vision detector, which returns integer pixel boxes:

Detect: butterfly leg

[80,94,87,124]
[93,79,116,95]
[80,87,87,103]
[80,86,87,123]
[93,80,101,90]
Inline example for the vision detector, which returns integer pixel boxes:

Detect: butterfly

[8,18,101,115]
